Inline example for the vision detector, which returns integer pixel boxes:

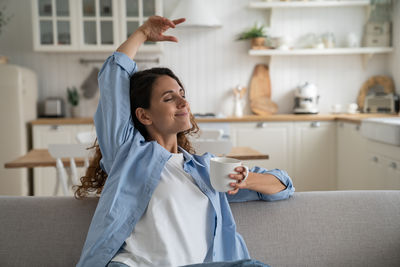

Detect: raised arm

[94,16,185,171]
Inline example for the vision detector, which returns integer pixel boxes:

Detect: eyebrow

[161,88,185,97]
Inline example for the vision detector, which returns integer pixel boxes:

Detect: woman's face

[146,75,191,136]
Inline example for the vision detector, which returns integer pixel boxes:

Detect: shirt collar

[178,146,206,168]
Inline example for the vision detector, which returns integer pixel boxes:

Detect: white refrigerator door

[0,64,38,195]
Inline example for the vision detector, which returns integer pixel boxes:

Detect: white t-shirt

[112,152,213,267]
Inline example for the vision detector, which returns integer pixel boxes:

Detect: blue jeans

[108,259,270,267]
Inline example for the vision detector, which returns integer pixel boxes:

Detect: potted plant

[237,23,268,49]
[67,86,80,117]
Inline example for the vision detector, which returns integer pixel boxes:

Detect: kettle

[293,82,320,114]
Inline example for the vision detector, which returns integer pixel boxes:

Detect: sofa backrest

[0,196,97,267]
[0,191,399,267]
[232,190,400,267]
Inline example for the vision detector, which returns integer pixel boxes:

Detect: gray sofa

[0,191,399,267]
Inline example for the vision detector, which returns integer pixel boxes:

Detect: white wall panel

[0,0,396,117]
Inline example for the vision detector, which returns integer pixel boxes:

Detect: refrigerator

[0,63,38,195]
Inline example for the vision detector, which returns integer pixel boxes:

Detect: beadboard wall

[0,0,398,117]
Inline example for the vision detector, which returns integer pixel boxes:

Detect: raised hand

[138,16,186,43]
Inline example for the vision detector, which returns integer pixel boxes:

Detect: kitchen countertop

[30,113,399,125]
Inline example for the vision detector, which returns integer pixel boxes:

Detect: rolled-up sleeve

[94,52,138,171]
[226,166,295,203]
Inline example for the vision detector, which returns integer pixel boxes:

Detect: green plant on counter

[237,23,268,40]
[67,86,79,107]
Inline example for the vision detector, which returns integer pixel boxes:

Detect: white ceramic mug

[331,104,342,114]
[210,157,249,192]
[347,103,358,114]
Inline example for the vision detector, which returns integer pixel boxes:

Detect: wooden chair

[75,131,96,169]
[191,128,232,155]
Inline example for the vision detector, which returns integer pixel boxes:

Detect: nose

[177,95,188,109]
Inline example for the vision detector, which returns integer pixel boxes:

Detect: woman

[76,16,294,267]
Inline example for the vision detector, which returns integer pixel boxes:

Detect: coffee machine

[293,82,320,114]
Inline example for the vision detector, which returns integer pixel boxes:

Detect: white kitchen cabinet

[336,122,368,190]
[385,158,400,189]
[32,0,77,51]
[32,0,162,52]
[365,139,400,190]
[231,122,293,176]
[77,0,120,51]
[292,121,337,191]
[337,121,400,190]
[231,121,337,191]
[32,123,95,196]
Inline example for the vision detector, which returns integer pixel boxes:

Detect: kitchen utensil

[347,103,359,114]
[293,82,320,114]
[331,104,342,114]
[322,32,335,48]
[346,32,360,47]
[249,64,278,115]
[233,85,247,117]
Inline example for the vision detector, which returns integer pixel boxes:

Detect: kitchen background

[0,0,399,117]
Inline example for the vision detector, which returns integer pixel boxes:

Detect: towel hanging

[81,67,99,99]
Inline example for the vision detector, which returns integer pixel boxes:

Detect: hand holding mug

[227,166,250,195]
[210,157,249,193]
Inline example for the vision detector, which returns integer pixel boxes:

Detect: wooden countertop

[31,113,399,125]
[4,147,268,168]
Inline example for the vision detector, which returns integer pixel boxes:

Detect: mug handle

[240,165,249,183]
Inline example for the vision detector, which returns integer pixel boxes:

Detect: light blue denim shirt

[76,52,295,267]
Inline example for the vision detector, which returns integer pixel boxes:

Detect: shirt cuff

[250,166,295,202]
[113,51,138,76]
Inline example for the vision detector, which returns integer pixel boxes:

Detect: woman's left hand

[228,166,249,195]
[138,16,185,43]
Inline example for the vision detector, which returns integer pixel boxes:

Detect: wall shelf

[248,47,394,56]
[249,0,370,9]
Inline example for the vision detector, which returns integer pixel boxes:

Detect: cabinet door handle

[310,121,320,128]
[256,122,267,128]
[389,162,397,169]
[50,125,59,130]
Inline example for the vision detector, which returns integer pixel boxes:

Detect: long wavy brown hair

[74,67,199,199]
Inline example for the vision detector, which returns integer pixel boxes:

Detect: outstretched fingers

[161,35,178,43]
[172,18,186,26]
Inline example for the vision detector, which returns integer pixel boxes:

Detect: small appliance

[44,97,65,117]
[293,82,320,114]
[363,93,398,113]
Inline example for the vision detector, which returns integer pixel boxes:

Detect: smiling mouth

[175,112,188,117]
